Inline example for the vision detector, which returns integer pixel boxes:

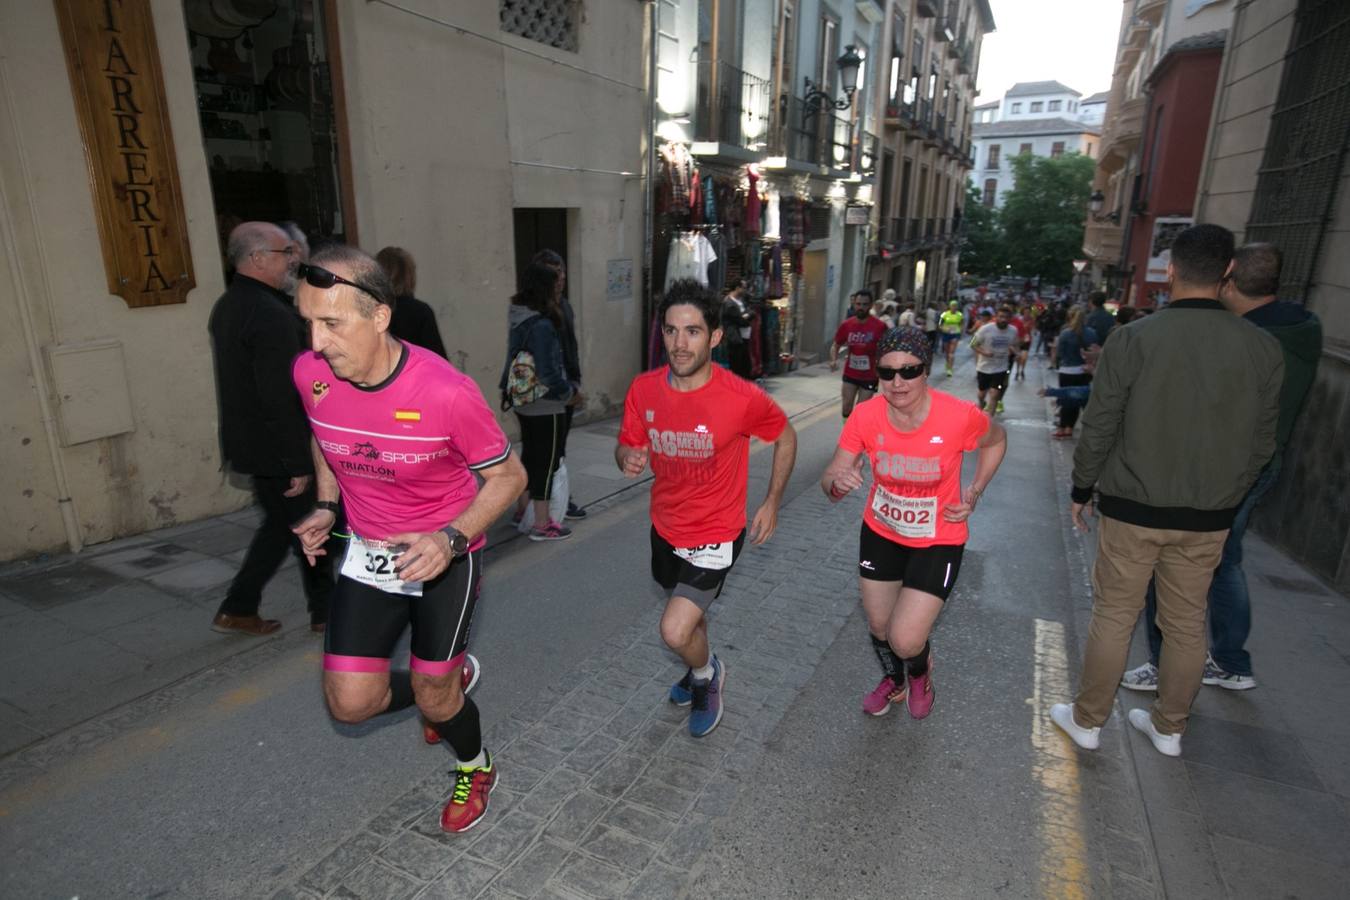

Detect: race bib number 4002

[341,535,424,596]
[673,542,735,571]
[870,485,938,540]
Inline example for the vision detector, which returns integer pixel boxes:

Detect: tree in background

[999,152,1095,283]
[960,179,1004,278]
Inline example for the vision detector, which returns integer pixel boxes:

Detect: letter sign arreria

[54,0,195,307]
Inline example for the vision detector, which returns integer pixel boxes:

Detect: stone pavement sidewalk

[271,479,866,900]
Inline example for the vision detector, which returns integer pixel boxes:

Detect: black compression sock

[432,696,483,763]
[870,635,902,681]
[385,671,415,714]
[905,642,931,678]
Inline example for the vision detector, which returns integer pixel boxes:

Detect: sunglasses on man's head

[876,363,927,382]
[298,263,381,301]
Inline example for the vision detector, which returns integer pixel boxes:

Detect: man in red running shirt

[617,279,797,737]
[829,290,888,419]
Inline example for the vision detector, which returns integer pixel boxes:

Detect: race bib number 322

[870,486,938,540]
[341,535,424,596]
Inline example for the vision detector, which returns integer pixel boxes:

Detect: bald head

[227,222,298,292]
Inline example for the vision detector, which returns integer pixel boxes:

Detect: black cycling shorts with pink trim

[323,548,482,676]
[857,523,964,600]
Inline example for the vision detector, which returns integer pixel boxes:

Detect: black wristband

[1070,484,1095,505]
[315,500,340,513]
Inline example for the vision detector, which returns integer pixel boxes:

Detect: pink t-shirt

[293,343,511,549]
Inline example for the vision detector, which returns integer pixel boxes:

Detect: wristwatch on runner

[315,500,340,515]
[440,526,469,556]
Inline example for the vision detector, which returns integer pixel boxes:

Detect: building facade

[0,0,649,562]
[872,0,996,309]
[970,81,1102,210]
[1082,0,1234,299]
[651,0,886,368]
[1193,0,1350,593]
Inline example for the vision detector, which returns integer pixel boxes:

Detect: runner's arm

[447,452,527,542]
[293,437,339,563]
[749,422,797,544]
[312,436,339,503]
[820,445,865,501]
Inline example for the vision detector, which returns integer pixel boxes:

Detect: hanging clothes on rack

[783,196,806,250]
[764,189,780,238]
[664,230,718,289]
[744,166,761,238]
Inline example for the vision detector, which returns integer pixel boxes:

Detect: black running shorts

[650,527,746,610]
[324,548,482,676]
[842,374,879,392]
[857,523,964,600]
[977,370,1009,393]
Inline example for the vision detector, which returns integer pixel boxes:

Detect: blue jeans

[1143,464,1279,675]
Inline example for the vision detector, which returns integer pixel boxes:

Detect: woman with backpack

[500,262,577,541]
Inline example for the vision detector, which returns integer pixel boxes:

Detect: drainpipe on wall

[642,0,658,367]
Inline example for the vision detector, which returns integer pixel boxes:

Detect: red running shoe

[440,751,497,833]
[906,663,935,720]
[423,654,481,744]
[862,676,906,716]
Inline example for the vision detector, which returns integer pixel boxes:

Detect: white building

[1078,91,1109,126]
[969,81,1102,208]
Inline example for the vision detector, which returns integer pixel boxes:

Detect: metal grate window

[1244,0,1350,303]
[500,0,579,53]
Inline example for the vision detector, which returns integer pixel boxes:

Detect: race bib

[673,541,735,571]
[847,353,871,372]
[870,485,938,540]
[341,534,424,596]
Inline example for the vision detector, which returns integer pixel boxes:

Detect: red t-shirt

[838,389,990,547]
[619,365,788,546]
[1012,316,1030,342]
[293,344,511,550]
[834,316,889,381]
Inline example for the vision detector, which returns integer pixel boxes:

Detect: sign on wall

[55,0,195,307]
[606,259,633,301]
[1146,217,1192,283]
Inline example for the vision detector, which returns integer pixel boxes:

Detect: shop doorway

[512,208,569,289]
[185,0,354,266]
[797,249,829,362]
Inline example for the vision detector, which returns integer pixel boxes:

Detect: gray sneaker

[1202,655,1256,690]
[1120,662,1159,692]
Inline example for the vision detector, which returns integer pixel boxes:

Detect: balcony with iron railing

[916,0,941,19]
[694,59,773,151]
[775,95,855,172]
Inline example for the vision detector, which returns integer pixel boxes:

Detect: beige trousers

[1073,516,1228,735]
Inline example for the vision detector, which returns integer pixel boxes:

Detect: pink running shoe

[862,676,907,716]
[906,666,935,719]
[529,520,572,542]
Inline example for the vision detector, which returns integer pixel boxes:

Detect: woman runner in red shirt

[820,326,1007,719]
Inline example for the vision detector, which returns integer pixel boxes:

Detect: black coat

[208,275,313,477]
[390,294,448,358]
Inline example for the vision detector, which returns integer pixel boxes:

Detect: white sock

[457,748,488,770]
[691,657,715,682]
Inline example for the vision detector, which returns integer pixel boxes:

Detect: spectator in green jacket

[1049,224,1284,759]
[1122,242,1322,694]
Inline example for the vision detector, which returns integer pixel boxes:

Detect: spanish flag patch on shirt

[394,409,421,422]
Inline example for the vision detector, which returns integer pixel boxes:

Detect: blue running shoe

[688,656,724,738]
[669,669,693,706]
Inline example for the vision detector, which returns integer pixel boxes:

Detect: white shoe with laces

[1128,708,1181,757]
[1120,662,1159,692]
[1050,703,1100,750]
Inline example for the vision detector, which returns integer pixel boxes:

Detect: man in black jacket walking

[209,221,331,635]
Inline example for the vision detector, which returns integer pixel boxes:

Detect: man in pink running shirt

[290,245,526,834]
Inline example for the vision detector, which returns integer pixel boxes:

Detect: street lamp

[803,45,863,114]
[1088,189,1120,224]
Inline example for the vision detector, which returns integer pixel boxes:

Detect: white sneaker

[1128,708,1181,757]
[1050,703,1100,750]
[1202,655,1257,691]
[1119,662,1159,692]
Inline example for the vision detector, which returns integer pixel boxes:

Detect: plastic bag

[517,461,569,533]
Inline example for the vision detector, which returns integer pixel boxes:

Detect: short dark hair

[1169,223,1235,285]
[1231,243,1282,297]
[531,248,565,271]
[375,246,416,297]
[1089,291,1107,307]
[308,244,397,316]
[659,278,720,331]
[855,289,873,302]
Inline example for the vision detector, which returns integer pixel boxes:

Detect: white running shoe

[1050,703,1100,750]
[1128,708,1181,757]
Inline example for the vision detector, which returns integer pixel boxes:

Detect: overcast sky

[975,0,1123,103]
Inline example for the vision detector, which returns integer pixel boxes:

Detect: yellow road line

[1031,617,1091,899]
